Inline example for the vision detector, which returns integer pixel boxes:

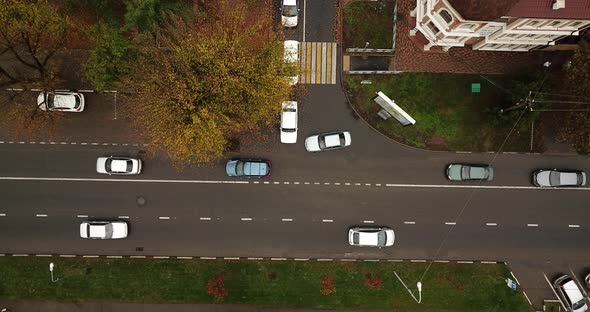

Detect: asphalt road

[0,0,589,309]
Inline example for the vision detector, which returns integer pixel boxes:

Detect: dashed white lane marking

[77,214,88,218]
[199,217,211,221]
[0,176,250,185]
[158,216,170,220]
[363,220,374,224]
[445,222,456,225]
[281,218,293,222]
[404,221,416,225]
[568,224,581,228]
[118,216,129,219]
[271,257,287,260]
[527,223,539,227]
[241,217,253,221]
[0,213,6,217]
[283,182,290,185]
[35,214,48,217]
[334,182,341,186]
[486,223,498,226]
[322,219,334,223]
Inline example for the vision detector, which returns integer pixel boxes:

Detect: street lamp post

[49,262,59,282]
[394,271,422,303]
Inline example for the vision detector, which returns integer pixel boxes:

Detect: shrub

[320,275,336,295]
[364,273,382,289]
[207,274,229,301]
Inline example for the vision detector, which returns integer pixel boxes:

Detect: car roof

[563,279,585,304]
[358,232,379,246]
[558,172,579,185]
[52,93,77,108]
[281,102,297,129]
[324,133,341,147]
[469,166,486,178]
[243,161,268,175]
[110,159,129,172]
[89,224,106,237]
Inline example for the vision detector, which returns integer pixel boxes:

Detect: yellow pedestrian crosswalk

[300,42,337,84]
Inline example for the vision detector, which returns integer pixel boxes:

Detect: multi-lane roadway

[0,0,588,309]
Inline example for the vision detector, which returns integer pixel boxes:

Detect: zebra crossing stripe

[300,42,306,84]
[299,42,337,85]
[331,43,337,84]
[321,42,327,84]
[326,42,332,83]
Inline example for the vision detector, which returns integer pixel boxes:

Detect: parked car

[280,0,299,27]
[226,159,271,177]
[533,169,586,187]
[446,164,494,181]
[37,91,85,112]
[280,101,298,143]
[585,273,590,289]
[283,40,299,85]
[96,156,142,175]
[80,221,128,239]
[305,131,351,152]
[553,275,588,312]
[348,227,395,247]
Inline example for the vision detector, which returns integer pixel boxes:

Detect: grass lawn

[345,74,539,152]
[343,0,397,49]
[0,257,530,312]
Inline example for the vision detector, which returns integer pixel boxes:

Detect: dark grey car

[446,164,494,181]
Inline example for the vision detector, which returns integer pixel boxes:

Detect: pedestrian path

[300,42,337,85]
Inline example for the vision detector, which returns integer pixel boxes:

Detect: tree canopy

[123,0,292,164]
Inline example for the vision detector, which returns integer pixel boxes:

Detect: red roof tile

[508,0,590,19]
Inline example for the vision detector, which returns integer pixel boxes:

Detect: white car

[80,221,128,239]
[283,40,299,85]
[554,275,588,312]
[348,227,395,247]
[37,91,85,112]
[96,156,142,175]
[280,0,299,27]
[305,131,351,152]
[280,101,298,143]
[533,169,586,187]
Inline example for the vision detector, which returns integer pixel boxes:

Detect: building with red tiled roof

[410,0,590,52]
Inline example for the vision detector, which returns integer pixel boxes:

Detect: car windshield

[46,93,55,108]
[377,231,386,246]
[573,299,586,310]
[74,95,81,109]
[550,171,561,185]
[105,224,113,238]
[236,161,244,176]
[283,5,297,16]
[353,232,359,244]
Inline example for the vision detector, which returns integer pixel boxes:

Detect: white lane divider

[445,222,456,225]
[568,224,581,228]
[35,214,48,217]
[486,222,498,226]
[199,217,211,221]
[158,216,170,220]
[322,219,333,223]
[241,217,253,221]
[0,213,6,217]
[281,218,293,222]
[118,216,129,219]
[363,220,375,224]
[404,221,416,225]
[527,223,539,227]
[77,215,88,218]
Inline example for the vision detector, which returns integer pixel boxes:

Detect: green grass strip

[0,257,530,311]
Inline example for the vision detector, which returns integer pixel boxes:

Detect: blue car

[226,159,271,177]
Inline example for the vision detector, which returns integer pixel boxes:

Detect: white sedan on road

[533,169,586,187]
[305,131,351,152]
[80,221,128,239]
[96,156,142,175]
[348,227,395,247]
[37,91,85,112]
[280,101,298,143]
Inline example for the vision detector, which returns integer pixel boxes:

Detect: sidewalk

[1,301,401,312]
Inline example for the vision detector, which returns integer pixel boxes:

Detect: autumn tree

[555,33,590,153]
[0,0,68,87]
[122,0,292,164]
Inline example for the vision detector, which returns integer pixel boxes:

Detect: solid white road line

[0,176,250,185]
